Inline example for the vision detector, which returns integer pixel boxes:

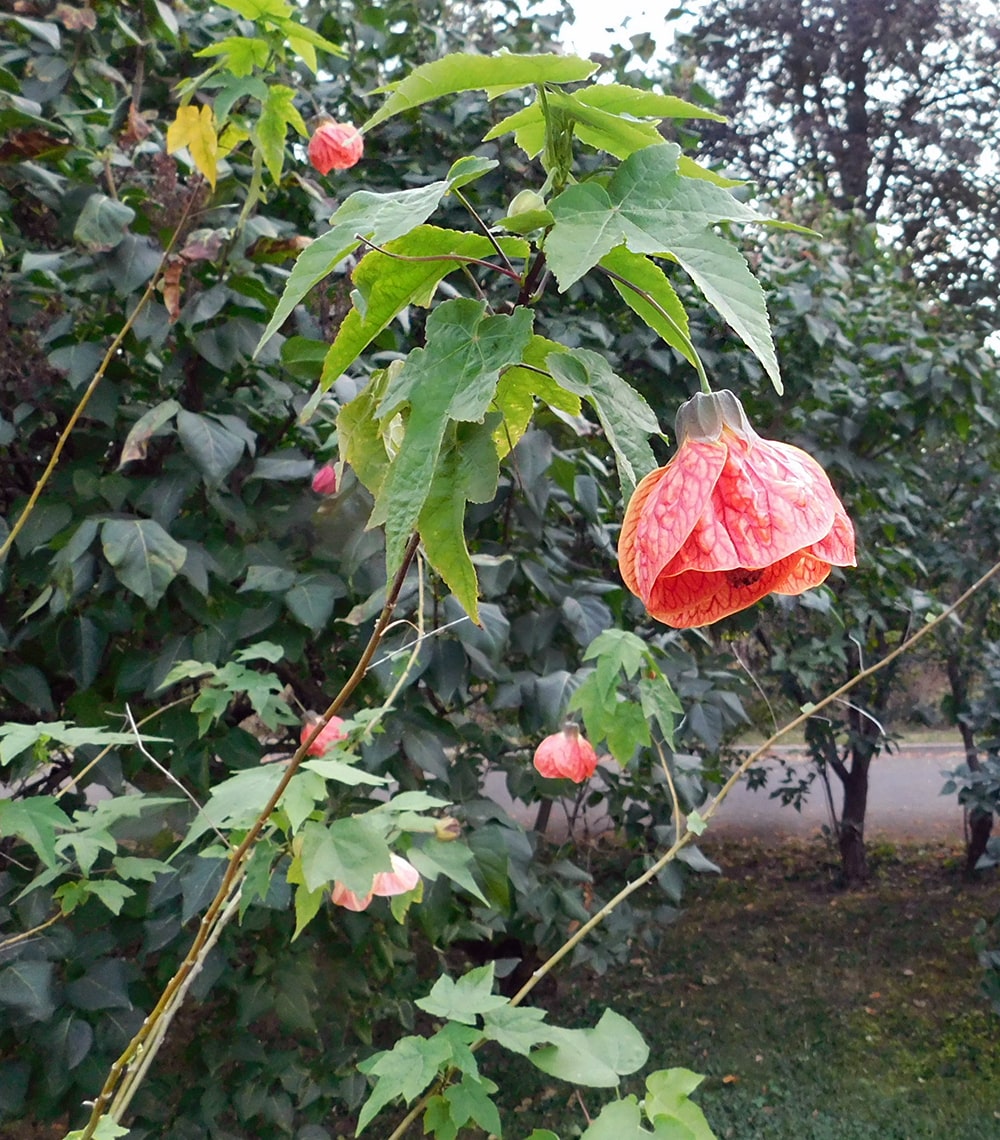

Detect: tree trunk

[945,653,993,875]
[958,719,994,876]
[837,760,870,886]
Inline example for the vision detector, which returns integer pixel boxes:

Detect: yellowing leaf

[166,104,219,189]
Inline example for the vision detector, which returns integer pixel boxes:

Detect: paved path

[486,744,973,844]
[706,744,968,843]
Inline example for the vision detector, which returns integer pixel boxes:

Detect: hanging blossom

[300,716,347,756]
[331,854,421,912]
[533,723,599,783]
[618,389,856,628]
[307,119,363,174]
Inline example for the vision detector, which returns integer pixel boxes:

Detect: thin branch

[0,909,62,953]
[123,703,232,850]
[0,192,198,564]
[57,695,195,798]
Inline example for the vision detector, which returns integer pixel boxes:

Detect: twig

[0,192,198,564]
[453,188,516,274]
[57,695,195,798]
[0,909,63,953]
[123,703,232,850]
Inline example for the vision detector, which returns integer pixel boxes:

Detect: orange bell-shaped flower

[618,390,855,628]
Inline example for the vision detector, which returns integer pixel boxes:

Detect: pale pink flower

[331,855,421,912]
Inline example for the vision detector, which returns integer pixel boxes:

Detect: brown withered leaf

[0,130,70,163]
[54,3,97,31]
[161,258,184,323]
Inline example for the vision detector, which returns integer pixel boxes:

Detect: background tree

[686,0,1000,305]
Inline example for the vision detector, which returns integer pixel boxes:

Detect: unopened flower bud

[301,715,347,757]
[311,463,337,495]
[533,723,599,783]
[308,119,363,174]
[433,816,462,842]
[507,189,546,217]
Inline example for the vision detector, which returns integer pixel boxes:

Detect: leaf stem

[453,188,516,274]
[353,234,521,282]
[599,264,712,394]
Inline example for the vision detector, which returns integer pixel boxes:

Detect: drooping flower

[301,716,347,757]
[371,854,421,897]
[307,119,363,174]
[618,389,856,629]
[331,854,421,912]
[311,463,337,495]
[533,723,599,783]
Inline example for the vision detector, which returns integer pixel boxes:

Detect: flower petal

[331,881,373,911]
[618,441,727,601]
[646,552,804,628]
[371,854,420,897]
[807,503,856,566]
[666,434,838,573]
[770,552,833,596]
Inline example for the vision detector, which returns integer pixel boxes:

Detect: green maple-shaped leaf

[545,348,660,498]
[418,419,501,623]
[414,963,509,1025]
[547,143,786,392]
[364,51,597,132]
[320,226,528,389]
[371,297,534,581]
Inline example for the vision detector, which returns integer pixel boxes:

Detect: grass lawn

[495,838,1000,1140]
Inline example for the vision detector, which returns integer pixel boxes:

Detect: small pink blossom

[372,854,421,896]
[331,855,421,912]
[533,724,599,783]
[301,716,347,757]
[311,463,337,495]
[308,120,363,174]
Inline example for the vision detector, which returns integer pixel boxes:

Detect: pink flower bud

[308,120,363,174]
[533,723,599,783]
[311,463,337,495]
[301,716,347,757]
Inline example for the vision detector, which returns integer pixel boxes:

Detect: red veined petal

[645,552,804,628]
[666,433,837,573]
[807,503,856,566]
[619,440,727,601]
[770,552,833,595]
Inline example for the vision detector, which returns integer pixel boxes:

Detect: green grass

[493,838,1000,1139]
